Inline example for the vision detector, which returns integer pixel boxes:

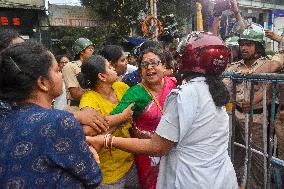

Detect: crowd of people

[2,0,284,188]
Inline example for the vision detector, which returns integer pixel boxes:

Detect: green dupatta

[111,85,151,117]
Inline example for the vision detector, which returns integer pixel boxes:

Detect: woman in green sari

[112,47,176,189]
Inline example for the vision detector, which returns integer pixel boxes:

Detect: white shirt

[54,82,67,110]
[124,64,137,76]
[155,77,238,189]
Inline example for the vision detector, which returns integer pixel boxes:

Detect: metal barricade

[223,72,284,189]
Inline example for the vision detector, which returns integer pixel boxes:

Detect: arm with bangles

[87,133,175,157]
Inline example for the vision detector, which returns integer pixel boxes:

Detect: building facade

[0,0,50,46]
[238,0,284,51]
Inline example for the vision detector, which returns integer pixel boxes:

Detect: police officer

[225,23,272,189]
[265,29,284,185]
[63,38,94,111]
[225,35,240,63]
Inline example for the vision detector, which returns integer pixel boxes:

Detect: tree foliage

[80,0,180,43]
[50,1,211,55]
[50,26,109,55]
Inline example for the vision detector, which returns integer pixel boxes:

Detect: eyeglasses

[140,59,161,68]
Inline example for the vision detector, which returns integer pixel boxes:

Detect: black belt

[68,100,80,107]
[236,104,263,114]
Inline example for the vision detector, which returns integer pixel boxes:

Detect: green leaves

[80,0,178,41]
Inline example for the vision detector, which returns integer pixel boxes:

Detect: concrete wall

[238,0,284,10]
[0,0,45,10]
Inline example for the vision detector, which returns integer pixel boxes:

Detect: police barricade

[223,72,284,189]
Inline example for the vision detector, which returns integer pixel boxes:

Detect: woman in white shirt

[88,32,238,189]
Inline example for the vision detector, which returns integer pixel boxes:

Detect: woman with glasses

[111,47,176,189]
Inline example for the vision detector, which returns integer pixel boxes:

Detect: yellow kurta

[79,82,134,184]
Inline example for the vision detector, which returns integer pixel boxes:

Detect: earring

[43,87,48,91]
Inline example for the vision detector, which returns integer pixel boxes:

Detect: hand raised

[265,30,283,43]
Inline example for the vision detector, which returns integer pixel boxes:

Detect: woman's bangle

[104,134,115,149]
[104,134,111,149]
[110,136,115,149]
[103,134,115,157]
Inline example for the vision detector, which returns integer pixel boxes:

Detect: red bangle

[108,135,113,148]
[108,134,114,157]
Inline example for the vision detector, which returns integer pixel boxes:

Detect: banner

[48,4,104,27]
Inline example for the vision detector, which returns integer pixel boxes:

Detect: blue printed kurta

[0,104,102,188]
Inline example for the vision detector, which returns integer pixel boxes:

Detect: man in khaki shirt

[224,24,272,189]
[265,30,284,184]
[63,38,94,110]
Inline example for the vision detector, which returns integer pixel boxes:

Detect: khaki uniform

[225,57,271,189]
[273,50,284,185]
[272,50,284,65]
[62,61,82,112]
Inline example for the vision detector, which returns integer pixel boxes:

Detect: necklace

[140,83,163,114]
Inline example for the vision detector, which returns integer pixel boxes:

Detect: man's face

[80,45,95,60]
[239,40,257,60]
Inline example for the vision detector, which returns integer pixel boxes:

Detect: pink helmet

[177,32,229,75]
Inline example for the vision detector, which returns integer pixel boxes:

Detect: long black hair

[0,41,52,102]
[0,29,22,52]
[77,55,107,89]
[98,45,124,66]
[180,72,230,108]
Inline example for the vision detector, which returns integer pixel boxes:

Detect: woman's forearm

[112,134,174,157]
[113,137,156,155]
[107,103,134,128]
[235,12,245,33]
[106,113,128,128]
[212,16,221,36]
